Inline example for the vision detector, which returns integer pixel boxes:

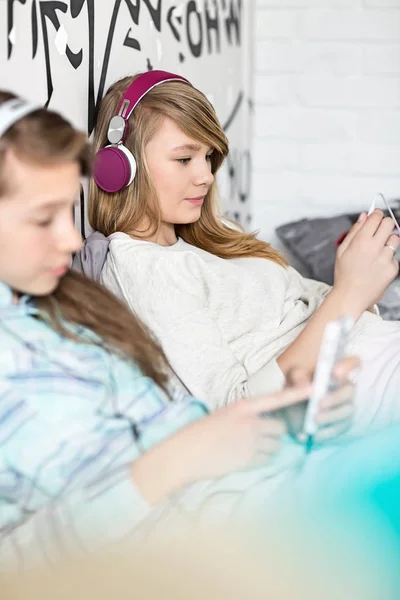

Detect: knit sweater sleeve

[103,245,286,409]
[302,277,332,299]
[302,276,379,315]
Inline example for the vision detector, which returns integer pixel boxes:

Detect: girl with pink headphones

[83,70,400,435]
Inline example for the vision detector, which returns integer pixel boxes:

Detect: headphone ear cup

[117,144,137,184]
[93,144,137,193]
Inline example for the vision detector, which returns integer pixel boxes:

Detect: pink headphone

[93,70,191,193]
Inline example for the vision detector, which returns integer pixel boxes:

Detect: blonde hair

[0,91,170,393]
[89,73,287,266]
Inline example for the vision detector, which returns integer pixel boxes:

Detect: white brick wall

[252,1,400,249]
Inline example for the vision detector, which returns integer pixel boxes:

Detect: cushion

[276,204,400,321]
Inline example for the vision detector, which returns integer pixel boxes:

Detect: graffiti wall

[1,0,254,236]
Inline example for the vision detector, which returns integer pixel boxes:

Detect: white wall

[252,0,400,248]
[1,0,254,236]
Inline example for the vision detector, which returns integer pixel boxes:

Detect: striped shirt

[0,282,208,568]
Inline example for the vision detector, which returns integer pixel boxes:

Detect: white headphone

[0,98,42,137]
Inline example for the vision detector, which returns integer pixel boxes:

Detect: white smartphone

[367,193,400,236]
[303,315,354,438]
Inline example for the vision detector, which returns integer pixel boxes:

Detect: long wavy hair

[89,73,287,266]
[0,90,169,393]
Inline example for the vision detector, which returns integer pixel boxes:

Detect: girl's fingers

[319,383,354,411]
[256,436,282,457]
[383,233,400,257]
[358,209,385,238]
[314,419,352,442]
[332,356,360,383]
[251,384,312,416]
[316,401,353,427]
[258,417,286,438]
[337,212,366,252]
[374,216,398,246]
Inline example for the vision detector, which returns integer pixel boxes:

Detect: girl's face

[144,117,215,237]
[0,150,82,296]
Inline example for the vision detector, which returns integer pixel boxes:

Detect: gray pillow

[276,215,354,285]
[276,211,400,321]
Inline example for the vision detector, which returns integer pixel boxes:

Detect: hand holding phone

[303,316,354,446]
[367,193,400,237]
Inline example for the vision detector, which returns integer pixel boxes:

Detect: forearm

[131,429,196,505]
[277,288,364,375]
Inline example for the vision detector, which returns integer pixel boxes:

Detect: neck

[154,227,178,246]
[130,221,178,247]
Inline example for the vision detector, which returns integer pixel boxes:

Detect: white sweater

[100,234,379,408]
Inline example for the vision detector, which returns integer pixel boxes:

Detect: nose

[57,215,82,255]
[194,159,214,187]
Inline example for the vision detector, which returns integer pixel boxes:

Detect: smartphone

[303,315,354,439]
[367,193,400,236]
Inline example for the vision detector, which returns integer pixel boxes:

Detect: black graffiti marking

[238,150,251,203]
[226,149,251,205]
[222,90,243,132]
[7,0,27,59]
[122,0,162,32]
[224,210,243,225]
[144,0,162,31]
[124,27,141,51]
[8,0,89,107]
[92,0,163,133]
[39,1,84,106]
[167,6,181,42]
[186,1,202,58]
[120,0,162,55]
[205,0,220,54]
[224,0,241,46]
[66,46,83,69]
[84,0,95,135]
[70,0,86,18]
[121,0,140,24]
[31,0,38,58]
[38,1,66,107]
[8,0,243,131]
[92,0,121,132]
[168,0,239,59]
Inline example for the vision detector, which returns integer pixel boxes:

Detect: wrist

[329,285,365,320]
[131,435,191,505]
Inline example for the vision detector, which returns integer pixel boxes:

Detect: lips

[185,196,205,205]
[50,265,68,277]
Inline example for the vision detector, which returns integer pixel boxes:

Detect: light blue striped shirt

[0,282,207,568]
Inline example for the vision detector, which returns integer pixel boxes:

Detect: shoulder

[106,237,209,293]
[101,239,212,321]
[0,315,39,377]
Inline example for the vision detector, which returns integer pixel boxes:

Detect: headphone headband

[117,70,191,120]
[95,70,192,193]
[107,70,191,145]
[0,98,42,138]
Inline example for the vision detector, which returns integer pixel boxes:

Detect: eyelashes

[177,153,214,166]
